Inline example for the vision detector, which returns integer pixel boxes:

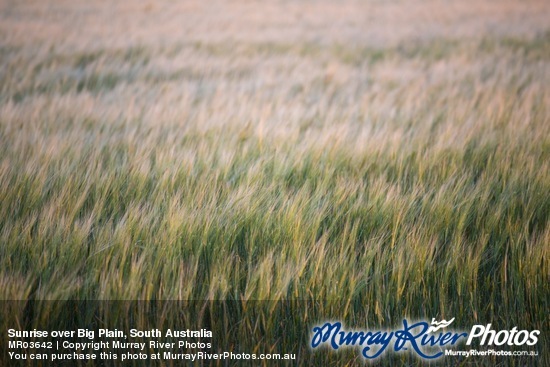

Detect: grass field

[1,0,549,365]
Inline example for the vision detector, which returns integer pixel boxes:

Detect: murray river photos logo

[310,318,540,360]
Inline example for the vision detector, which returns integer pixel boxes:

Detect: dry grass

[0,0,549,365]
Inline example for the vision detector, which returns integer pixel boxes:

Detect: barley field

[0,0,549,365]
